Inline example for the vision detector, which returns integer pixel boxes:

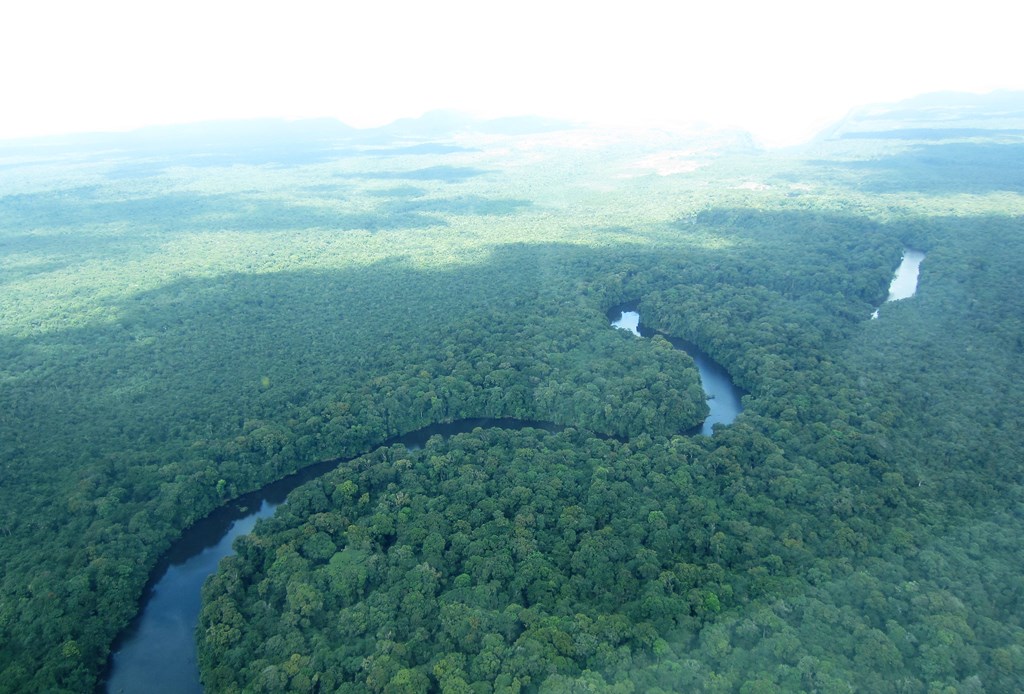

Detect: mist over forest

[2,91,1023,693]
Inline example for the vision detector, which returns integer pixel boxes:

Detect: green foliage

[1,106,1023,691]
[197,428,745,689]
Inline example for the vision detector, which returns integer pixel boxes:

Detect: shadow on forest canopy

[811,141,1024,194]
[334,165,491,182]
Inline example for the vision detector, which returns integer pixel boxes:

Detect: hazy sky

[2,0,1022,146]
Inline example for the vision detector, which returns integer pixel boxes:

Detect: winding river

[102,310,743,693]
[610,306,744,436]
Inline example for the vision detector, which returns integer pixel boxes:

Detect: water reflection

[612,308,744,435]
[106,309,745,692]
[887,249,926,301]
[872,249,925,318]
[105,503,277,694]
[103,419,560,693]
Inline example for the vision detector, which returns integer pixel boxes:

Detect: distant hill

[0,110,575,151]
[365,110,575,140]
[805,90,1024,194]
[818,90,1024,141]
[0,117,355,153]
[0,111,576,170]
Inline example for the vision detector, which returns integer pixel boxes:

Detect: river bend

[103,310,743,692]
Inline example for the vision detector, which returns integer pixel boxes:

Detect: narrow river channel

[101,422,561,694]
[103,309,744,693]
[610,306,744,436]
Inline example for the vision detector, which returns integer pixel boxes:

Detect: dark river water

[102,310,744,693]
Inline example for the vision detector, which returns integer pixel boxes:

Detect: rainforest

[1,93,1024,693]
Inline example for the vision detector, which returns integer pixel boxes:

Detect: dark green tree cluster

[2,104,1023,692]
[199,197,1024,691]
[197,426,786,692]
[0,239,708,690]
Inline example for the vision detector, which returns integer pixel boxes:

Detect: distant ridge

[0,117,355,150]
[817,90,1024,141]
[0,110,575,151]
[360,110,575,141]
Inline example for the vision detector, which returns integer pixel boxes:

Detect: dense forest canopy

[1,93,1023,692]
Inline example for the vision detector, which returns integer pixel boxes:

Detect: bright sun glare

[2,0,1022,146]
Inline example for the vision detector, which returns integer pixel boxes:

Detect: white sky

[1,0,1022,146]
